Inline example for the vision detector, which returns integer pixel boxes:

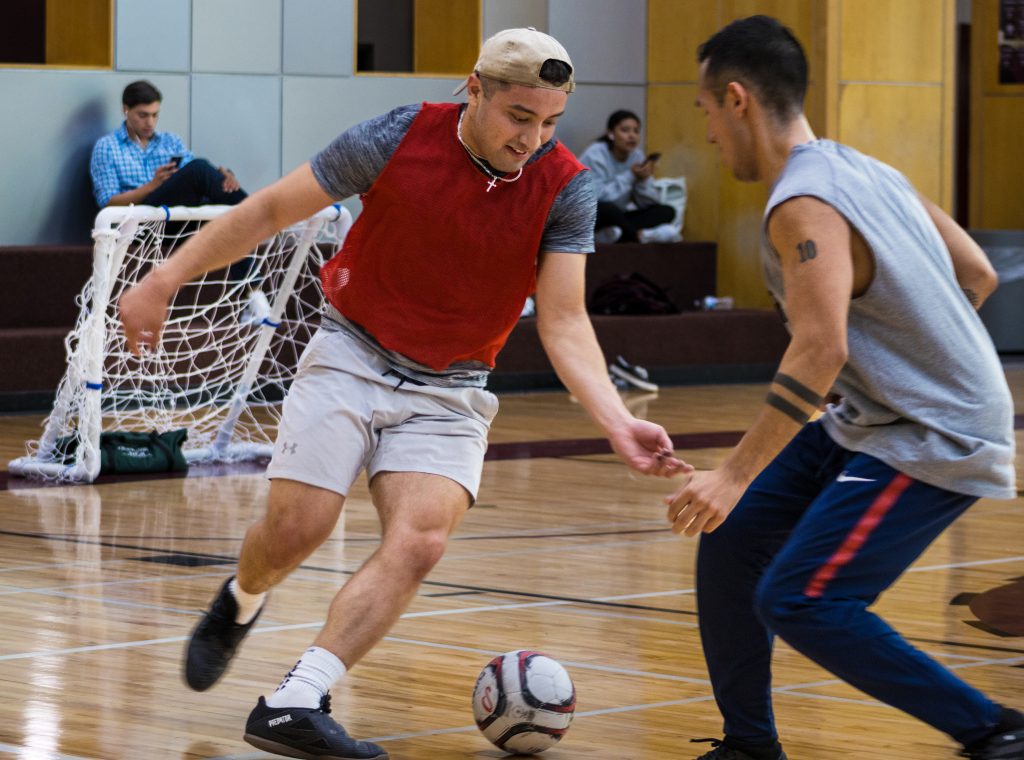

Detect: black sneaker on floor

[245,694,389,760]
[691,738,788,760]
[183,576,262,691]
[961,709,1024,759]
[609,355,659,392]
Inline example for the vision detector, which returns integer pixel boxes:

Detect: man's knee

[386,525,450,578]
[181,157,217,176]
[262,482,343,560]
[753,573,824,637]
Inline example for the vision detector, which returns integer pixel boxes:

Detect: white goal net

[8,203,352,483]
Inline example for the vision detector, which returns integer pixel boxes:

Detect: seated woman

[578,110,678,244]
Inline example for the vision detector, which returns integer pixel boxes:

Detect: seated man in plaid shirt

[90,80,248,209]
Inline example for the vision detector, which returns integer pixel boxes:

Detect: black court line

[3,525,1024,657]
[0,527,695,617]
[0,527,668,543]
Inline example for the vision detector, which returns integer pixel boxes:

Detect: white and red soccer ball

[472,650,576,754]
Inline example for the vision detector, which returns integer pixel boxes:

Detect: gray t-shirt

[577,140,660,209]
[764,139,1016,499]
[309,103,596,387]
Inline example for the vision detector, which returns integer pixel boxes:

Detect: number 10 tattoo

[797,239,818,263]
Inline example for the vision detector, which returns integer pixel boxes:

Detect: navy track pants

[697,421,1001,746]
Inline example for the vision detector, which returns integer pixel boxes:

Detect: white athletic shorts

[266,326,499,499]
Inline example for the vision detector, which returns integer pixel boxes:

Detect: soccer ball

[472,650,576,754]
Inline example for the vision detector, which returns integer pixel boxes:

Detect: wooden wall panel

[838,84,945,201]
[974,97,1024,228]
[970,0,1024,229]
[413,0,480,75]
[644,0,954,305]
[647,0,720,83]
[839,0,945,82]
[45,0,111,67]
[836,0,954,208]
[647,84,719,243]
[719,0,815,43]
[716,177,772,307]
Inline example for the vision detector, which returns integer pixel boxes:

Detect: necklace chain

[457,109,524,192]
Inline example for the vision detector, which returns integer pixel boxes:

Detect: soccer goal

[8,203,352,483]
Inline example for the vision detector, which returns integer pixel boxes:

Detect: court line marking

[205,695,727,760]
[1,610,1020,757]
[0,557,134,575]
[382,635,714,685]
[369,693,722,743]
[597,588,695,600]
[909,554,1024,572]
[0,517,672,544]
[446,532,682,561]
[0,568,232,597]
[3,575,1023,664]
[0,742,93,760]
[555,605,700,628]
[28,588,222,617]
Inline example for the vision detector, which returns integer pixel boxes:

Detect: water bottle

[697,296,734,311]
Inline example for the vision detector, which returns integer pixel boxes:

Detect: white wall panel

[548,0,646,85]
[117,0,191,72]
[0,71,188,245]
[483,0,549,37]
[193,0,282,74]
[191,75,281,192]
[283,0,354,76]
[282,74,458,216]
[0,0,648,244]
[557,84,647,157]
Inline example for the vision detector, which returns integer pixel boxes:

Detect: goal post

[9,203,352,483]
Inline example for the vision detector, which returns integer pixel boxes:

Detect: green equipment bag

[53,429,189,475]
[99,429,189,474]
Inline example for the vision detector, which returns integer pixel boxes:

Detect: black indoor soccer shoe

[691,738,788,760]
[961,709,1024,759]
[183,576,262,691]
[244,694,389,760]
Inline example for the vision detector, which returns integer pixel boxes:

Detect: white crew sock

[265,646,347,709]
[228,577,266,625]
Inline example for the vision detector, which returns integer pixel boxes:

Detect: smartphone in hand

[645,152,661,163]
[169,155,184,167]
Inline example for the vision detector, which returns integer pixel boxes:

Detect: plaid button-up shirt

[89,122,193,206]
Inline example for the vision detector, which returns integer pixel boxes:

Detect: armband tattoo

[773,372,824,407]
[765,391,812,424]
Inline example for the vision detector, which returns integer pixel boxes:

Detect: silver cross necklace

[457,109,524,192]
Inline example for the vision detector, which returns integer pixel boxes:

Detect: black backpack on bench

[588,272,680,315]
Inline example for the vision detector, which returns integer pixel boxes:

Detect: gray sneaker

[594,225,623,245]
[609,355,659,392]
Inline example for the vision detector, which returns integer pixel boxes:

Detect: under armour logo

[280,441,298,455]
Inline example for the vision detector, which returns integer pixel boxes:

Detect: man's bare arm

[666,196,853,535]
[918,194,997,309]
[119,162,334,354]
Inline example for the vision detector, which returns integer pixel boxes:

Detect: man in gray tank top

[665,15,1020,760]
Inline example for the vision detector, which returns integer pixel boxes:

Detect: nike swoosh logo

[837,472,876,483]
